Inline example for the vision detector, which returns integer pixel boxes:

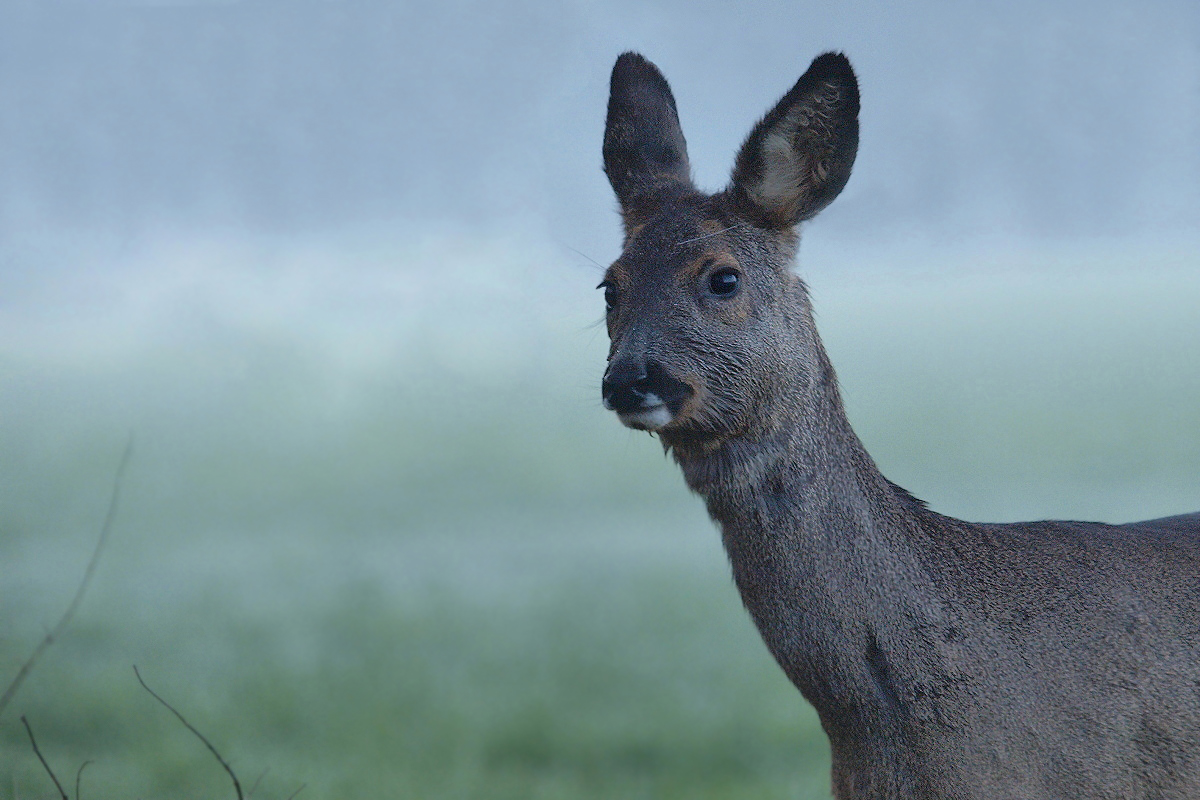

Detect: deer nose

[602,357,693,417]
[602,358,653,414]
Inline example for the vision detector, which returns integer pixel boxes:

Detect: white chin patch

[618,405,673,431]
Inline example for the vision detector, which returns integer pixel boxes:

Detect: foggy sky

[1,0,1197,257]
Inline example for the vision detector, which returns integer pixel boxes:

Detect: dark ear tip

[809,51,855,76]
[613,51,651,71]
[611,51,668,88]
[807,52,859,100]
[812,51,854,71]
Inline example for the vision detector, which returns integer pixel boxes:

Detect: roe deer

[598,51,1200,799]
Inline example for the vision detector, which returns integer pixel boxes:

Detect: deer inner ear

[730,52,859,229]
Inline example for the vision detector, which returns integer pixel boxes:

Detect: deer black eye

[598,280,617,311]
[708,268,740,297]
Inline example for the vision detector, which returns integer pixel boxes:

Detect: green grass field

[2,233,1197,798]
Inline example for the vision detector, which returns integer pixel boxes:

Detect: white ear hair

[730,53,859,228]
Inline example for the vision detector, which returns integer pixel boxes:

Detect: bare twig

[0,436,134,721]
[75,760,93,800]
[246,767,269,799]
[20,716,68,800]
[133,666,244,800]
[285,783,306,800]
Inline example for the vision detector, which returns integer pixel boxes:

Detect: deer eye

[597,280,617,311]
[708,268,741,297]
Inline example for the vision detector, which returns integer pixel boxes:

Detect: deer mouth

[616,396,675,431]
[602,360,695,432]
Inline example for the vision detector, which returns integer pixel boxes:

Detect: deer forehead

[616,212,741,280]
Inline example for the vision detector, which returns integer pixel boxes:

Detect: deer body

[598,51,1200,798]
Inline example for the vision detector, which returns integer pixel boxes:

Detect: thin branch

[75,760,93,800]
[133,666,243,800]
[0,436,135,721]
[20,716,68,800]
[246,768,269,799]
[285,783,306,800]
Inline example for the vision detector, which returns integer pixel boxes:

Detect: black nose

[602,358,693,414]
[602,359,651,414]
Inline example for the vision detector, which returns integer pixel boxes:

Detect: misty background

[1,1,1198,797]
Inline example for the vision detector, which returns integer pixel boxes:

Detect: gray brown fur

[598,51,1200,799]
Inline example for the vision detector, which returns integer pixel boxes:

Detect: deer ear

[729,52,859,229]
[603,52,693,219]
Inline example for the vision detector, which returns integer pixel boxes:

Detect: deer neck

[668,331,901,525]
[665,337,942,731]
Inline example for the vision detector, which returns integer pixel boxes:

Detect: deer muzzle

[602,357,694,431]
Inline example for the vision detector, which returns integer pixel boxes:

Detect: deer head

[599,52,860,455]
